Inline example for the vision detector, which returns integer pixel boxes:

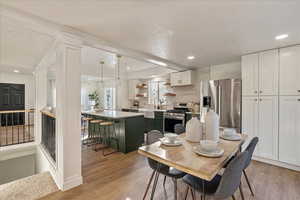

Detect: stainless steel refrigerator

[200,79,241,132]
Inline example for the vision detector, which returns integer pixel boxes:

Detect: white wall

[0,154,35,185]
[0,72,36,109]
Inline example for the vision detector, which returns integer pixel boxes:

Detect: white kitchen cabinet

[279,46,300,96]
[242,96,278,159]
[242,96,259,156]
[170,70,193,86]
[242,54,259,96]
[242,50,278,96]
[257,96,278,160]
[259,50,279,96]
[279,96,300,166]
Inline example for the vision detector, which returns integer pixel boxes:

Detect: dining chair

[174,123,185,135]
[183,151,249,200]
[143,130,186,200]
[242,137,259,196]
[223,136,259,198]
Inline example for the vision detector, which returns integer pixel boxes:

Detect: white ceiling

[81,46,175,80]
[1,0,300,68]
[0,15,55,74]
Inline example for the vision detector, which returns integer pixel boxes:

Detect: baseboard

[253,156,300,171]
[62,174,83,191]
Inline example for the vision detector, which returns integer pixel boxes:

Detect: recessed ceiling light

[275,34,288,40]
[148,59,167,67]
[13,70,19,73]
[187,56,195,60]
[126,66,131,70]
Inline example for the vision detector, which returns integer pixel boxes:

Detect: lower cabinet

[242,96,278,160]
[144,111,164,133]
[258,96,278,160]
[279,96,300,166]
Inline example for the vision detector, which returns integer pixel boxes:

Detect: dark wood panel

[0,83,25,126]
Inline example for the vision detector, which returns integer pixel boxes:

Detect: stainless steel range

[163,109,186,133]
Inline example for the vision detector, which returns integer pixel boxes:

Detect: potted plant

[88,91,102,112]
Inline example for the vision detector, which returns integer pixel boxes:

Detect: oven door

[164,117,184,133]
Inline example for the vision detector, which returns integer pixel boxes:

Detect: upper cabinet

[279,46,300,96]
[242,49,278,96]
[242,53,259,96]
[259,50,279,96]
[170,70,193,86]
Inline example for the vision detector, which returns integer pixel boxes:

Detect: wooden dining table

[138,133,247,199]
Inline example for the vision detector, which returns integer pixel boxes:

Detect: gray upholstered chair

[143,130,186,200]
[223,136,259,199]
[183,151,249,200]
[174,123,185,134]
[242,137,259,196]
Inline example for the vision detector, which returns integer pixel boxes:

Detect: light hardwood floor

[40,147,300,200]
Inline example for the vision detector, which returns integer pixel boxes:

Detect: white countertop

[82,110,144,119]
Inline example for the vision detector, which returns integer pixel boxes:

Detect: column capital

[57,32,83,48]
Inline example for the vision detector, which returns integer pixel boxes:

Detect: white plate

[220,134,242,141]
[193,145,224,158]
[159,138,183,146]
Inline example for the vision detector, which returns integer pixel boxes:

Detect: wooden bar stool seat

[99,121,113,126]
[90,119,103,124]
[82,117,93,121]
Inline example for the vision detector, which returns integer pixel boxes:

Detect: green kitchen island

[82,110,145,153]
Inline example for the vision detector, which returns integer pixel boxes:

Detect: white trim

[253,156,300,171]
[36,145,60,189]
[39,144,57,169]
[0,142,36,161]
[61,174,83,191]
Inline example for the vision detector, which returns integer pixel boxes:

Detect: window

[148,81,167,105]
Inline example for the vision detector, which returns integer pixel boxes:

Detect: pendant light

[100,61,104,83]
[116,54,122,80]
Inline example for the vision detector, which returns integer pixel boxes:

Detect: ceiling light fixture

[148,59,167,67]
[275,34,288,40]
[187,56,195,60]
[13,70,19,73]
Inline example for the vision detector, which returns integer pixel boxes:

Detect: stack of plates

[193,145,224,158]
[159,137,183,146]
[220,134,242,141]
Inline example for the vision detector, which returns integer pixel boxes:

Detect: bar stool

[99,121,119,156]
[89,119,103,146]
[81,117,93,144]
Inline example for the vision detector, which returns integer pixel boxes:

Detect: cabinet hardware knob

[260,91,263,93]
[298,90,300,92]
[260,99,262,101]
[254,91,258,94]
[254,99,257,101]
[298,99,300,101]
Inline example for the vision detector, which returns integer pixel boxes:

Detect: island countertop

[82,110,144,119]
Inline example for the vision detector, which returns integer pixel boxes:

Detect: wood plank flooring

[40,147,300,200]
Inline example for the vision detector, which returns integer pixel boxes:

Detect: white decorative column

[55,33,82,191]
